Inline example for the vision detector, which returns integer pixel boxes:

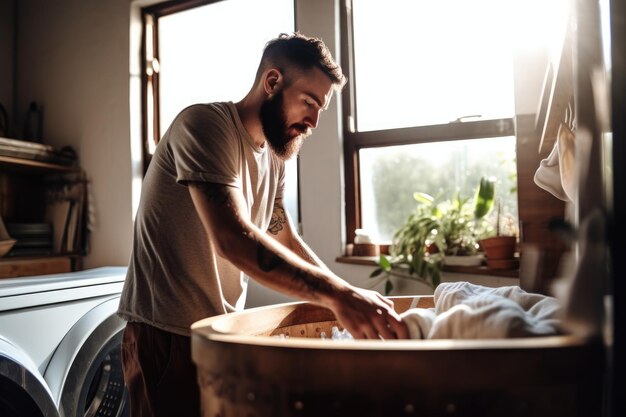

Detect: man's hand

[327,286,409,340]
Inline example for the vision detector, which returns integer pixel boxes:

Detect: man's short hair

[258,32,347,90]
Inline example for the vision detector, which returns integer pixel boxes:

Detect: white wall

[10,0,543,307]
[14,0,133,268]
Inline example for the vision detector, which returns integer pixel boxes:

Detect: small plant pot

[479,236,516,260]
[352,243,380,257]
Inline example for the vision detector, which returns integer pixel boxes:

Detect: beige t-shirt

[117,102,284,336]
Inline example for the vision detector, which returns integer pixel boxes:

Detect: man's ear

[263,69,283,96]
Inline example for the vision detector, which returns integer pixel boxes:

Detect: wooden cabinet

[0,153,86,278]
[0,256,73,278]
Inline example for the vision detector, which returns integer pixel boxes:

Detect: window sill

[335,256,519,278]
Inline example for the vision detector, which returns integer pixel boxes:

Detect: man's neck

[235,97,266,148]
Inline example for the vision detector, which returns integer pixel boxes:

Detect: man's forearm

[255,239,333,298]
[267,204,330,271]
[234,225,343,304]
[188,182,345,304]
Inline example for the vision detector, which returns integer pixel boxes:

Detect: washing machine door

[0,337,59,417]
[45,298,129,417]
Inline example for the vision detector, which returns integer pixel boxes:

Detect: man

[117,32,408,417]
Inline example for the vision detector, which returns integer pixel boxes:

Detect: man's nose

[304,109,321,129]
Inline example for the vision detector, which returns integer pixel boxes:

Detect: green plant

[370,176,496,295]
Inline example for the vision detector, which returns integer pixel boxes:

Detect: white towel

[533,122,576,202]
[400,307,436,339]
[557,122,576,201]
[534,135,569,201]
[400,281,562,339]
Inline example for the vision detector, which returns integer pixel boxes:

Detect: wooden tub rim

[191,297,594,352]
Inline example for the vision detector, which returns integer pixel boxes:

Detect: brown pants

[121,322,200,417]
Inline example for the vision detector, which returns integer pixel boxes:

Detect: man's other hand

[327,286,409,340]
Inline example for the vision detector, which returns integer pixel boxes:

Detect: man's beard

[260,90,310,161]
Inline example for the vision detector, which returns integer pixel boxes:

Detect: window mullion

[347,118,515,149]
[140,12,161,173]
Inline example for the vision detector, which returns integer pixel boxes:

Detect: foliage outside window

[360,137,518,243]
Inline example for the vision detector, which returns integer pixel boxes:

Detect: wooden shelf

[0,155,80,174]
[442,263,518,278]
[0,150,86,278]
[335,256,519,278]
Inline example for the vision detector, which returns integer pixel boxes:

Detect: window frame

[339,0,516,245]
[140,0,226,173]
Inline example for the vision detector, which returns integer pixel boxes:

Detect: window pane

[158,0,294,133]
[351,0,515,131]
[359,137,518,243]
[156,0,297,222]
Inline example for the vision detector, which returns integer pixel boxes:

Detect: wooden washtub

[191,296,605,417]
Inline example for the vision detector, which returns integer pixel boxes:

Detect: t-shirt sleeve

[168,104,241,187]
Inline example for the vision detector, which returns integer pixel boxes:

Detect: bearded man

[117,32,408,417]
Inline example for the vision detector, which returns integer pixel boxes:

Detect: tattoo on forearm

[292,267,323,295]
[256,243,327,298]
[256,244,284,272]
[268,205,287,235]
[195,182,231,205]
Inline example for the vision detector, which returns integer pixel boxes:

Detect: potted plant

[370,177,496,294]
[478,198,518,269]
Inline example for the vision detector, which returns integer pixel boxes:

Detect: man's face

[260,89,308,161]
[260,67,334,161]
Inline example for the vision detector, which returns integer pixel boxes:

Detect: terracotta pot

[479,235,516,260]
[378,243,391,255]
[352,243,379,257]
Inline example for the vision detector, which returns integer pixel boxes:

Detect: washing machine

[0,266,129,417]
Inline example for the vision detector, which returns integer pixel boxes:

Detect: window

[360,138,518,242]
[341,0,518,244]
[141,0,298,222]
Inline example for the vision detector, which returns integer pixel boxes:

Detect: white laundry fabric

[533,122,577,202]
[557,122,577,202]
[534,135,569,201]
[400,307,436,339]
[400,281,562,339]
